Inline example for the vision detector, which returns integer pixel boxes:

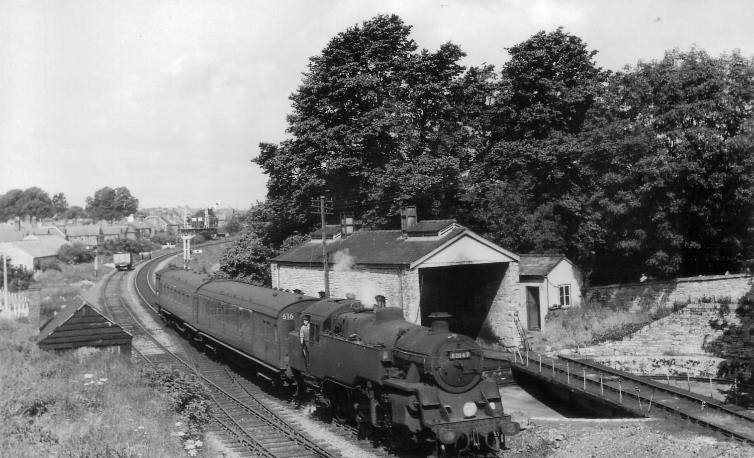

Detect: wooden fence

[0,289,30,320]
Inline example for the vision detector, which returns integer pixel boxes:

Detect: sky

[1,0,752,210]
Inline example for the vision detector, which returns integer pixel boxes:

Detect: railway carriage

[156,268,318,376]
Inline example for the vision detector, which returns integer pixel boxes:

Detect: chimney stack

[400,206,417,234]
[428,312,451,333]
[340,212,354,237]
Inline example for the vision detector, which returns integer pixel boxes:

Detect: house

[30,226,67,239]
[519,254,585,331]
[144,215,168,233]
[126,221,153,240]
[101,225,126,243]
[271,209,523,346]
[0,236,71,270]
[64,225,101,247]
[0,224,24,242]
[37,301,132,355]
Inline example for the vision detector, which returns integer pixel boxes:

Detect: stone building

[271,215,523,346]
[519,254,585,331]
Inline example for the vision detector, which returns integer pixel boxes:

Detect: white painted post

[619,379,622,403]
[600,375,604,396]
[583,369,586,390]
[567,362,570,384]
[2,254,7,311]
[709,374,713,398]
[539,354,542,373]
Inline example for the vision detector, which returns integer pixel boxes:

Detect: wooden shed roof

[37,301,132,350]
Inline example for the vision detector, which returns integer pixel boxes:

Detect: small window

[559,285,571,306]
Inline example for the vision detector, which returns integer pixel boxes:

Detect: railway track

[98,253,345,458]
[489,350,754,445]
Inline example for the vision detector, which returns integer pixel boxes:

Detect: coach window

[559,285,571,306]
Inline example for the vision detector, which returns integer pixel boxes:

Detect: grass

[0,320,211,457]
[36,262,115,323]
[531,302,677,353]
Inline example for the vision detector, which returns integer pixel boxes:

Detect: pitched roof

[519,254,566,276]
[0,224,24,242]
[406,219,457,236]
[4,237,70,258]
[37,301,132,349]
[100,225,126,235]
[311,225,341,238]
[65,225,101,237]
[273,227,469,267]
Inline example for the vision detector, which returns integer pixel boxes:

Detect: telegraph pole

[311,196,334,298]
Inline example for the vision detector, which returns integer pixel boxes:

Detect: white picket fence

[0,289,30,320]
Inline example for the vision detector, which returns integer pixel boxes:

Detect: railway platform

[483,349,754,444]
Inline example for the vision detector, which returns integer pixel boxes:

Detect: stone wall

[578,303,753,377]
[586,274,754,311]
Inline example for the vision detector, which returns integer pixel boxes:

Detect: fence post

[635,387,642,412]
[583,369,586,390]
[600,375,604,396]
[567,362,570,384]
[618,379,622,403]
[539,354,542,373]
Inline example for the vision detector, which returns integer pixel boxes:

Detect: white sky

[1,0,752,209]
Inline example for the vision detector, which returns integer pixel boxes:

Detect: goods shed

[0,236,70,271]
[37,301,132,355]
[271,217,523,346]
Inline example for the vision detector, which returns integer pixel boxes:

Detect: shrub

[57,243,95,264]
[151,233,180,246]
[0,260,33,291]
[100,238,157,256]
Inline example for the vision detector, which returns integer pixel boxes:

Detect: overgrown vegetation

[37,263,113,323]
[0,256,34,291]
[532,302,679,352]
[0,320,207,457]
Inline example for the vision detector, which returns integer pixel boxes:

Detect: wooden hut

[37,301,132,356]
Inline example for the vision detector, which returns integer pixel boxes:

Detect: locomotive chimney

[428,312,451,333]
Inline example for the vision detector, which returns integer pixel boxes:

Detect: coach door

[526,286,541,331]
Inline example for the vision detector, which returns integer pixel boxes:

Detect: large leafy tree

[52,193,69,216]
[586,50,754,281]
[85,186,139,221]
[256,14,471,244]
[217,232,274,286]
[462,28,606,259]
[0,187,54,220]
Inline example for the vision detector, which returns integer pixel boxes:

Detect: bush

[57,243,95,264]
[0,260,33,291]
[151,233,180,246]
[100,238,157,256]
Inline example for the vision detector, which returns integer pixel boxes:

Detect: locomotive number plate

[448,351,471,360]
[281,313,295,320]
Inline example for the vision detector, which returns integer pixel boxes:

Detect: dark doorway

[419,263,508,338]
[526,286,541,331]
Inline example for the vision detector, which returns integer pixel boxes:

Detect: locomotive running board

[197,331,280,373]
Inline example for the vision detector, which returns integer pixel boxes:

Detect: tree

[0,187,54,220]
[57,243,95,264]
[462,28,605,260]
[216,232,274,286]
[63,206,88,219]
[86,186,139,221]
[256,14,472,241]
[52,193,69,216]
[585,50,754,281]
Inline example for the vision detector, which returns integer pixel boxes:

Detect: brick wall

[587,274,754,311]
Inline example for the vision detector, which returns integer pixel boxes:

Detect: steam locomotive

[155,268,520,455]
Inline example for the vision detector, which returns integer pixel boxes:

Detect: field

[0,261,214,457]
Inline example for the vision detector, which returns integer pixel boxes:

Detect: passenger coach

[155,268,318,374]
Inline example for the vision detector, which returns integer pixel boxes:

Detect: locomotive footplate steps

[486,349,754,445]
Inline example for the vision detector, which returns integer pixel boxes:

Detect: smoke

[332,248,380,308]
[332,249,354,272]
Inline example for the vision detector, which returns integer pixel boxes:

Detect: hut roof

[37,301,132,350]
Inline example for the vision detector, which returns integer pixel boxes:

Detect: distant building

[64,225,101,248]
[0,236,71,270]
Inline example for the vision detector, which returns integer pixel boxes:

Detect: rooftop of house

[519,254,568,276]
[1,236,70,258]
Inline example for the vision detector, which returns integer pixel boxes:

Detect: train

[113,252,134,271]
[155,268,520,455]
